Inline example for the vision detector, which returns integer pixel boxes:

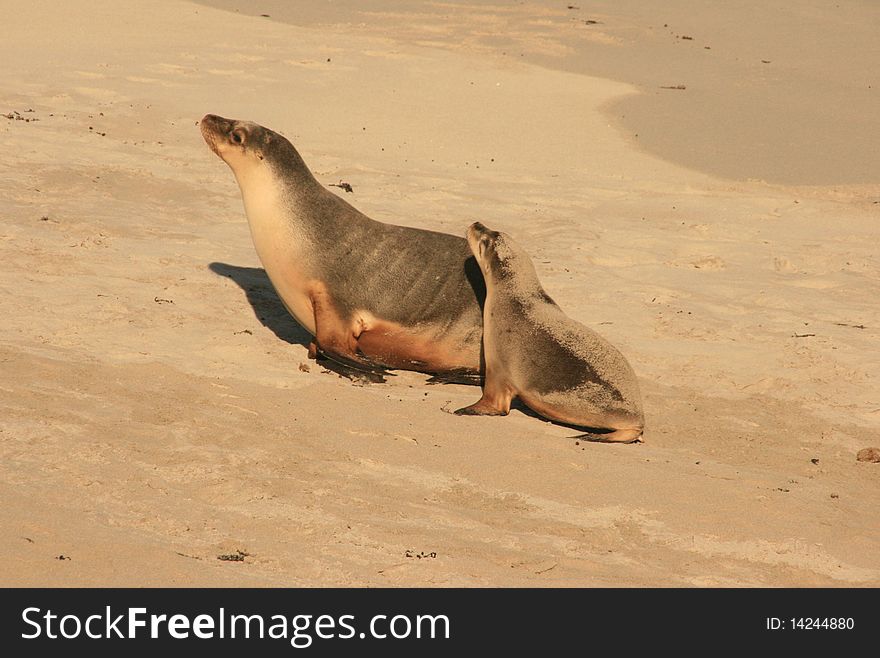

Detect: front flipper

[309,284,377,370]
[312,347,391,384]
[454,378,514,416]
[454,399,509,416]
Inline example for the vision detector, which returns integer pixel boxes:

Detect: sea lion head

[466,221,521,281]
[200,114,272,164]
[199,114,311,185]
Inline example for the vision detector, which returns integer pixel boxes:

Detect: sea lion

[455,222,644,443]
[200,114,484,377]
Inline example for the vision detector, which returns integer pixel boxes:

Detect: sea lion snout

[200,113,234,136]
[199,113,236,156]
[200,113,228,130]
[467,221,514,277]
[466,221,499,266]
[467,221,494,244]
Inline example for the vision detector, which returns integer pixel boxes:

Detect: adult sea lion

[200,114,484,376]
[455,222,644,442]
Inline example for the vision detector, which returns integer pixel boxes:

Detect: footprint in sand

[773,256,799,273]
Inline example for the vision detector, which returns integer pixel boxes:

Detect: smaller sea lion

[455,222,645,443]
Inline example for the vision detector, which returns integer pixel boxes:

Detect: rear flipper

[573,427,643,443]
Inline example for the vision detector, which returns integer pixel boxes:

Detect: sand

[1,0,878,587]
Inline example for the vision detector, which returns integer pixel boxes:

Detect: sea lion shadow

[208,262,390,384]
[209,262,311,347]
[508,400,617,440]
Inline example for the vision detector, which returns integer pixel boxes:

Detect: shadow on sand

[209,262,311,347]
[209,262,389,383]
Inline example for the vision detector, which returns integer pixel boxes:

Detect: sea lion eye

[478,236,492,259]
[230,129,246,145]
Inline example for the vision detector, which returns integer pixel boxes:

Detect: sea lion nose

[200,114,232,131]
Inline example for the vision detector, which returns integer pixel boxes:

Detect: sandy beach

[1,0,878,586]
